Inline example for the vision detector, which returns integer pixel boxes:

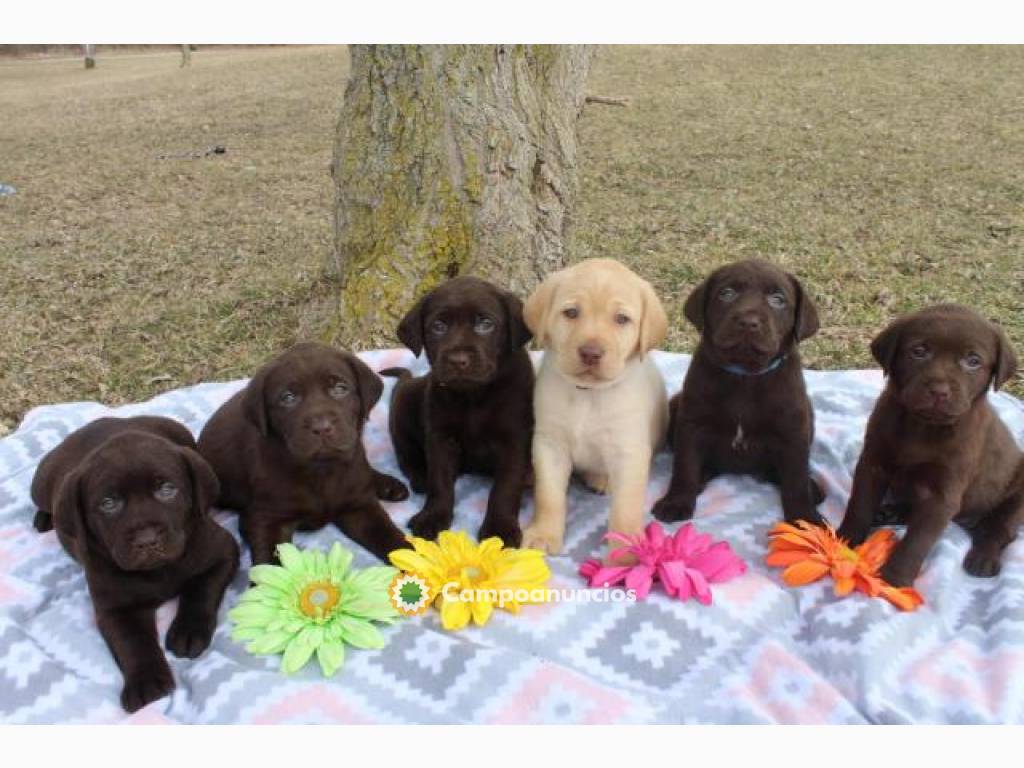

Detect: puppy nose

[928,382,952,402]
[578,343,604,367]
[310,416,336,437]
[132,525,164,550]
[447,351,471,371]
[736,314,762,331]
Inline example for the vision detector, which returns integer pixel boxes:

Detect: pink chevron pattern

[728,643,853,724]
[487,663,635,724]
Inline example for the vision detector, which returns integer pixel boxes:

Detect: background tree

[329,44,594,346]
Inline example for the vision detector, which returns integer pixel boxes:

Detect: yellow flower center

[299,580,340,619]
[837,545,858,562]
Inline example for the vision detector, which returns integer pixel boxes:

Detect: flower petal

[316,640,346,677]
[688,569,712,605]
[624,565,655,600]
[276,543,306,574]
[439,595,472,631]
[334,615,385,648]
[880,586,924,612]
[781,559,830,586]
[248,564,296,592]
[246,630,295,655]
[388,549,442,584]
[280,634,316,674]
[690,544,746,583]
[327,543,354,580]
[581,564,630,588]
[471,598,494,626]
[228,601,278,626]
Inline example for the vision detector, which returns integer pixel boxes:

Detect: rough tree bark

[330,44,594,346]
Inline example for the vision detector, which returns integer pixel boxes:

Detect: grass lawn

[1,45,1021,432]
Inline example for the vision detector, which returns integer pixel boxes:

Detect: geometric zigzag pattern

[1,350,1023,724]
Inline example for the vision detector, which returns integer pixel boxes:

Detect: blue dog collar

[719,354,787,377]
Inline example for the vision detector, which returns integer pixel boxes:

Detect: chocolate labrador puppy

[653,259,825,524]
[837,304,1023,586]
[198,342,410,564]
[382,276,534,546]
[30,416,239,713]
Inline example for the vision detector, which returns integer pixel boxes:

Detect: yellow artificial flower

[389,530,551,631]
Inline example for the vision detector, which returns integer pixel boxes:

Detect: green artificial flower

[229,542,400,676]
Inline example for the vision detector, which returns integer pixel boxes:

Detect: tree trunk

[329,44,594,347]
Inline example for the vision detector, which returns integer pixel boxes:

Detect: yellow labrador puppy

[522,258,669,556]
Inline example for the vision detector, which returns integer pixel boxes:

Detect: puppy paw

[33,510,54,533]
[478,517,522,548]
[963,546,1003,578]
[521,524,564,555]
[785,508,826,527]
[121,665,175,713]
[835,520,869,546]
[810,478,826,505]
[408,474,428,495]
[651,494,695,523]
[408,506,453,541]
[374,472,410,503]
[582,472,609,495]
[603,546,639,567]
[166,611,216,659]
[879,560,917,588]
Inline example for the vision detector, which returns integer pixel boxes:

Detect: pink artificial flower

[578,521,747,604]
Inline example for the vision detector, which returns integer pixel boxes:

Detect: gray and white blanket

[1,350,1023,724]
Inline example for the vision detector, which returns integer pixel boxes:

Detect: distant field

[0,45,1021,431]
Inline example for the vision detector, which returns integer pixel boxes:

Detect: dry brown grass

[576,46,1023,392]
[1,45,1021,433]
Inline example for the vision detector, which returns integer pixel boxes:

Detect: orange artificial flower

[766,520,924,612]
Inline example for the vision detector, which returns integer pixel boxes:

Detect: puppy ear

[683,277,710,331]
[242,364,270,437]
[348,353,384,422]
[990,322,1019,391]
[788,273,820,343]
[396,294,428,357]
[179,447,220,520]
[500,289,533,351]
[870,317,908,376]
[52,468,86,542]
[523,270,564,348]
[637,278,668,354]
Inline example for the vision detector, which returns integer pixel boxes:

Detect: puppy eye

[279,390,299,407]
[962,352,983,371]
[614,313,631,326]
[430,319,448,336]
[562,307,579,320]
[718,287,738,303]
[474,316,496,335]
[909,344,930,361]
[766,292,787,309]
[329,381,350,398]
[155,482,178,502]
[99,496,122,515]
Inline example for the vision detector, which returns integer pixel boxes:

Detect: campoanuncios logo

[389,571,433,616]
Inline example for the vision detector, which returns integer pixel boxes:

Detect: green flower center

[399,580,424,604]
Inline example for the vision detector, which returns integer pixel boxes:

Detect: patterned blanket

[2,350,1023,724]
